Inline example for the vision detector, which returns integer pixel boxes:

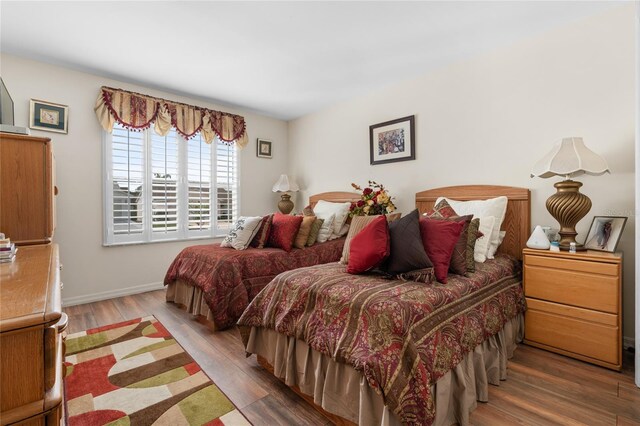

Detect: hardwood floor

[64,290,639,426]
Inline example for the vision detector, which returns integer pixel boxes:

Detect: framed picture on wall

[370,115,415,165]
[29,99,68,134]
[583,216,627,252]
[257,138,272,158]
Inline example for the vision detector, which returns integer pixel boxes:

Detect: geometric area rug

[64,316,251,425]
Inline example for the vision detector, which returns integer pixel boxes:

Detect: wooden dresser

[0,244,66,425]
[0,132,56,246]
[522,248,622,370]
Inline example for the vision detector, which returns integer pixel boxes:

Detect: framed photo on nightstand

[583,215,627,252]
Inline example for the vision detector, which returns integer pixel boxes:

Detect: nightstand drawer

[524,265,618,313]
[525,254,618,276]
[525,299,619,365]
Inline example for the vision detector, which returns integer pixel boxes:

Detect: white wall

[0,53,289,305]
[289,6,636,341]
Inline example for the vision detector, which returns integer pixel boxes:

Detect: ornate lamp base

[545,180,591,251]
[277,193,294,215]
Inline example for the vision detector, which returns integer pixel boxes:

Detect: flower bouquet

[349,181,396,216]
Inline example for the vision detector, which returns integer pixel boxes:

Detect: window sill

[103,235,224,247]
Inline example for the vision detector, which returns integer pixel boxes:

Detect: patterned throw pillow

[220,216,264,250]
[294,215,317,249]
[466,218,481,273]
[424,199,457,219]
[305,218,325,246]
[340,213,401,264]
[445,215,473,276]
[382,209,432,275]
[267,213,304,252]
[250,214,273,248]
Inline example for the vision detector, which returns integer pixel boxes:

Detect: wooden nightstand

[522,248,622,371]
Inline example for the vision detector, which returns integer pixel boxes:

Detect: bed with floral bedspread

[164,238,345,330]
[238,253,525,425]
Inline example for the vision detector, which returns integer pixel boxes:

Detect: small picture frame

[30,99,68,134]
[583,216,627,252]
[370,115,415,165]
[257,138,272,158]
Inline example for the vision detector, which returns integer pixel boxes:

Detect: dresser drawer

[525,254,619,276]
[525,298,619,365]
[524,264,618,313]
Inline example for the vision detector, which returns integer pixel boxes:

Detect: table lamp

[272,174,299,214]
[531,137,609,251]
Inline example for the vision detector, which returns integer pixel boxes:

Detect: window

[104,123,239,245]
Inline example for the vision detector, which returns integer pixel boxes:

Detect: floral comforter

[238,254,525,425]
[164,238,345,330]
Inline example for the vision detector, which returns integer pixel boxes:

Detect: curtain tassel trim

[94,86,248,148]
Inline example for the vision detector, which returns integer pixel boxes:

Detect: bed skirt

[166,280,217,324]
[245,313,524,426]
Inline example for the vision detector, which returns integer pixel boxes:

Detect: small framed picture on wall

[257,138,272,158]
[370,115,415,165]
[29,99,69,134]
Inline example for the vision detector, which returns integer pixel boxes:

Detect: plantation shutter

[150,131,179,234]
[215,141,238,233]
[110,126,145,237]
[187,135,212,232]
[105,123,240,245]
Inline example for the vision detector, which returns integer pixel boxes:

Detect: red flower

[357,200,365,207]
[363,188,373,196]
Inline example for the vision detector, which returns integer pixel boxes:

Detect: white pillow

[316,213,336,243]
[486,231,507,259]
[436,196,508,257]
[220,216,263,250]
[474,216,496,263]
[313,200,351,239]
[329,223,350,240]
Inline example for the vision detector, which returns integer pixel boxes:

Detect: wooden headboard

[415,185,531,260]
[308,191,361,208]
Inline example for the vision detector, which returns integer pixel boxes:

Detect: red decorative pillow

[267,213,303,252]
[418,218,465,283]
[347,215,390,274]
[250,214,273,248]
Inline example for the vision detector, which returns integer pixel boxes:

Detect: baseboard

[623,336,635,350]
[62,281,165,306]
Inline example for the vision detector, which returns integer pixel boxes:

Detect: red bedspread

[238,254,525,425]
[164,238,345,329]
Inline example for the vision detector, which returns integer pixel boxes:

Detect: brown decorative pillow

[446,215,473,276]
[294,215,317,249]
[340,213,401,264]
[466,218,481,274]
[250,214,273,248]
[305,218,324,246]
[382,209,432,275]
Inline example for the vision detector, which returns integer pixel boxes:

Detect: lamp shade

[530,137,610,179]
[272,174,299,192]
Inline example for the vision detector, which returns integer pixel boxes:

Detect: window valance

[94,86,248,147]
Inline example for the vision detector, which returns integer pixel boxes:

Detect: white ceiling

[0,1,621,120]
